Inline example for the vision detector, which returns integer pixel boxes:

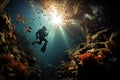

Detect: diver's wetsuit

[32,26,48,52]
[35,28,48,44]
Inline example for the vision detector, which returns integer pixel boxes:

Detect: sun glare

[50,9,63,25]
[52,15,62,24]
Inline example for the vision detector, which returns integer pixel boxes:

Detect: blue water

[5,0,85,68]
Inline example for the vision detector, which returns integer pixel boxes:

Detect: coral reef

[0,12,41,80]
[55,27,120,80]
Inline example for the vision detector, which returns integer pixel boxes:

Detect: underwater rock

[0,0,10,12]
[0,12,41,80]
[0,74,5,80]
[56,27,120,80]
[0,12,12,31]
[92,27,114,42]
[109,31,120,47]
[105,31,120,57]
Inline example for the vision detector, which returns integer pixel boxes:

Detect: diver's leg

[32,40,42,45]
[43,38,48,44]
[32,41,37,45]
[41,38,48,52]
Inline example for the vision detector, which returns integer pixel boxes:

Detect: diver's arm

[36,31,39,39]
[45,32,49,36]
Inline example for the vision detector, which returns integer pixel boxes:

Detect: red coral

[79,53,97,66]
[9,60,29,80]
[80,53,94,61]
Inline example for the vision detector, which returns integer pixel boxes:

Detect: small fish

[17,14,26,23]
[28,26,32,29]
[24,27,31,33]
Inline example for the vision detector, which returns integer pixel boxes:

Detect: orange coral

[79,53,97,66]
[97,54,103,60]
[2,53,15,63]
[97,48,112,60]
[79,53,94,61]
[0,53,29,79]
[15,61,29,76]
[9,60,29,79]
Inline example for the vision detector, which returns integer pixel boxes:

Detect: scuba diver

[32,26,48,52]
